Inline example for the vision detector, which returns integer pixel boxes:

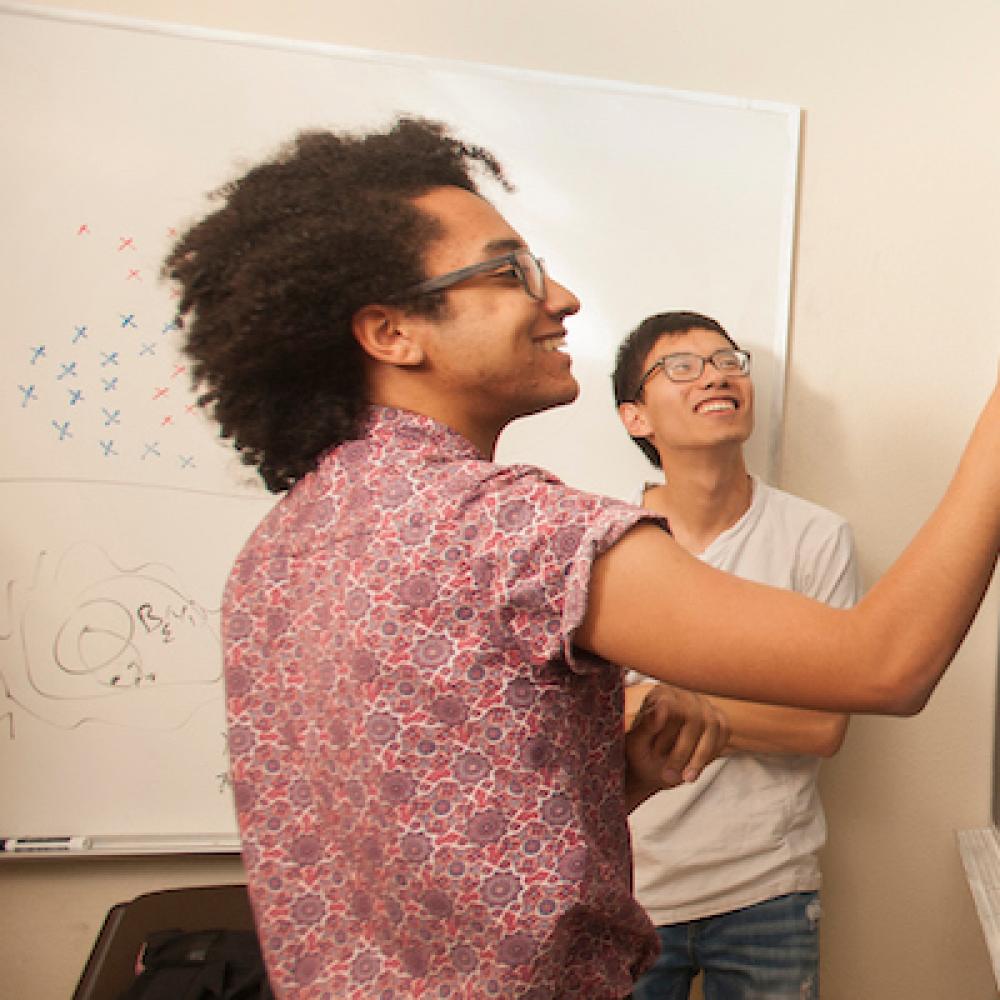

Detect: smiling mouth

[539,335,567,353]
[695,399,738,414]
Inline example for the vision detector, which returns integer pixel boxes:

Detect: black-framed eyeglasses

[391,248,547,302]
[632,348,752,399]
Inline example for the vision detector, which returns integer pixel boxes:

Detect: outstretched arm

[579,381,1000,716]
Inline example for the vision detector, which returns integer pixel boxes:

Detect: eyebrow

[482,237,527,256]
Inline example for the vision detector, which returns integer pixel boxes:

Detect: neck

[369,374,501,458]
[642,447,752,555]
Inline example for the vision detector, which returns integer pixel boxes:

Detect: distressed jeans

[629,891,821,1000]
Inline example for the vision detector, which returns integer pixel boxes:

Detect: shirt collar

[363,405,485,462]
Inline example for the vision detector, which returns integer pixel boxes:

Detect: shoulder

[755,480,851,538]
[752,481,859,604]
[480,463,665,553]
[482,461,635,514]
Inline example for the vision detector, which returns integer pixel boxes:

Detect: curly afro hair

[163,117,510,492]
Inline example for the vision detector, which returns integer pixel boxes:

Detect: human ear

[351,304,425,367]
[618,401,652,440]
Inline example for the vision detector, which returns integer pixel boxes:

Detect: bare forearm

[853,400,1000,712]
[704,695,847,756]
[627,681,846,756]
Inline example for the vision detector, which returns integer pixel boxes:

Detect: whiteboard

[0,3,799,849]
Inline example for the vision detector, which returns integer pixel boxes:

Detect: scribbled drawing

[139,342,156,357]
[98,440,118,458]
[18,384,38,407]
[67,388,84,406]
[0,543,223,732]
[126,268,142,282]
[54,597,154,688]
[57,360,78,380]
[51,419,72,441]
[72,326,88,344]
[117,236,136,252]
[29,345,46,364]
[119,313,137,329]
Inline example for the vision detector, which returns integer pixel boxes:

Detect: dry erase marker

[1,836,91,852]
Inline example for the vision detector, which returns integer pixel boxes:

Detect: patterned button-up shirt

[224,407,662,998]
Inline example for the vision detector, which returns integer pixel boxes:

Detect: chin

[513,377,581,420]
[548,381,581,410]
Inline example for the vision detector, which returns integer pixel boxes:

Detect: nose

[699,355,737,386]
[701,372,732,390]
[544,272,581,319]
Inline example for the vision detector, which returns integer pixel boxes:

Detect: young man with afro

[166,117,1000,998]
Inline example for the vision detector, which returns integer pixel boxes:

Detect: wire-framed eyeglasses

[392,248,547,302]
[632,348,752,399]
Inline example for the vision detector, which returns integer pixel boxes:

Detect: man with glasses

[613,311,859,1000]
[166,120,727,999]
[166,117,1000,999]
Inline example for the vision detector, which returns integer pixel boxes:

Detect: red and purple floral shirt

[224,407,661,998]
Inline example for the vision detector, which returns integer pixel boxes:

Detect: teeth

[540,337,566,352]
[698,400,736,413]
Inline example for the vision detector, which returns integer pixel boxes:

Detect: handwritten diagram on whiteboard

[0,203,274,838]
[0,11,276,839]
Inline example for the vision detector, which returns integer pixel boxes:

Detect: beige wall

[3,1,999,997]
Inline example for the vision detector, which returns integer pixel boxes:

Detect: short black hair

[611,311,738,468]
[163,117,509,493]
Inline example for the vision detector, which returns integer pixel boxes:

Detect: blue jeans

[630,891,821,1000]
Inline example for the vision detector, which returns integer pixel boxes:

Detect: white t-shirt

[627,476,860,925]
